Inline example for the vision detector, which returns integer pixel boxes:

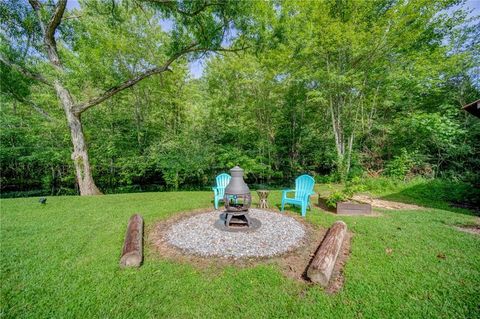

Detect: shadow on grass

[273,203,324,218]
[273,203,303,215]
[377,179,480,216]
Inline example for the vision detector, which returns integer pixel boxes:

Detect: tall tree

[0,0,251,195]
[268,0,477,181]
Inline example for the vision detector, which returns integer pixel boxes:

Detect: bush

[326,190,348,208]
[384,149,415,179]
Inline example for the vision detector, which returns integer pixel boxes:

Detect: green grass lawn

[1,189,479,318]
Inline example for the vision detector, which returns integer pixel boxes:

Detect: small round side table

[256,189,270,209]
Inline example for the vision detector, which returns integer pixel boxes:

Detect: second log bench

[307,220,347,287]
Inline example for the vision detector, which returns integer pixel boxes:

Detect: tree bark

[330,99,346,181]
[55,82,102,195]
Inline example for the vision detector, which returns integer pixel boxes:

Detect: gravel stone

[165,209,306,258]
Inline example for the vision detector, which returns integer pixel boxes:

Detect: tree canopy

[1,0,479,196]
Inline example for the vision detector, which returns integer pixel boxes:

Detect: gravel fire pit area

[163,209,306,258]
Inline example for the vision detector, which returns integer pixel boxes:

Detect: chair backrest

[295,175,315,200]
[215,173,231,196]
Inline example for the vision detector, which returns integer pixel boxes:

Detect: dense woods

[1,0,479,197]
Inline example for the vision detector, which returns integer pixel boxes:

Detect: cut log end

[119,214,144,268]
[307,220,347,287]
[307,272,330,287]
[120,252,142,268]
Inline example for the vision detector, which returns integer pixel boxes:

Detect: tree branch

[45,0,67,42]
[148,0,222,17]
[72,33,248,115]
[28,0,46,33]
[0,54,52,86]
[5,89,53,121]
[28,0,41,11]
[29,0,67,69]
[73,42,200,114]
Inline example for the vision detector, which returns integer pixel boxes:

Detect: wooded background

[1,0,479,197]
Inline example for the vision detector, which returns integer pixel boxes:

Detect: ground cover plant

[1,184,479,318]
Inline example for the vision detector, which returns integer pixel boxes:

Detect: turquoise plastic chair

[281,175,315,217]
[212,173,231,209]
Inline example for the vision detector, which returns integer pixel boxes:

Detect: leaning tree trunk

[27,0,101,196]
[55,83,102,195]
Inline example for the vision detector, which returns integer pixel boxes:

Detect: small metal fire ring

[214,212,261,232]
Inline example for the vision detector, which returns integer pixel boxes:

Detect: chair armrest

[212,187,218,196]
[282,189,295,197]
[302,191,314,201]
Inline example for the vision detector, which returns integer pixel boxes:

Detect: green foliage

[357,177,480,206]
[325,176,368,208]
[323,176,480,210]
[384,149,417,179]
[389,113,472,177]
[344,176,367,195]
[325,190,348,208]
[0,0,479,196]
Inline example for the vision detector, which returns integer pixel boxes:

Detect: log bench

[120,214,143,268]
[307,221,347,287]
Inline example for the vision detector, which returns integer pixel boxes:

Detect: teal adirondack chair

[281,175,315,217]
[212,173,231,209]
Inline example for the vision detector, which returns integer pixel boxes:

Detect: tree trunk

[345,132,354,176]
[55,82,101,195]
[28,1,102,196]
[330,100,346,181]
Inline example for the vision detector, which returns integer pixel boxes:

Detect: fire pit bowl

[220,166,257,230]
[224,166,251,212]
[224,194,252,212]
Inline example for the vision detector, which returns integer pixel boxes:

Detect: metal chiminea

[223,166,253,228]
[224,166,251,211]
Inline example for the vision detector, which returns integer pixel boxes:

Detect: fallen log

[120,214,143,268]
[307,220,347,287]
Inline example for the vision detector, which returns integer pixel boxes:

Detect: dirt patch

[352,194,423,210]
[454,225,480,235]
[147,209,351,293]
[453,218,480,236]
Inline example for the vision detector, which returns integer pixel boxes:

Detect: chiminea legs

[226,213,233,227]
[224,212,251,228]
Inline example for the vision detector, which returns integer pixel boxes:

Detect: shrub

[384,149,415,179]
[326,190,348,208]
